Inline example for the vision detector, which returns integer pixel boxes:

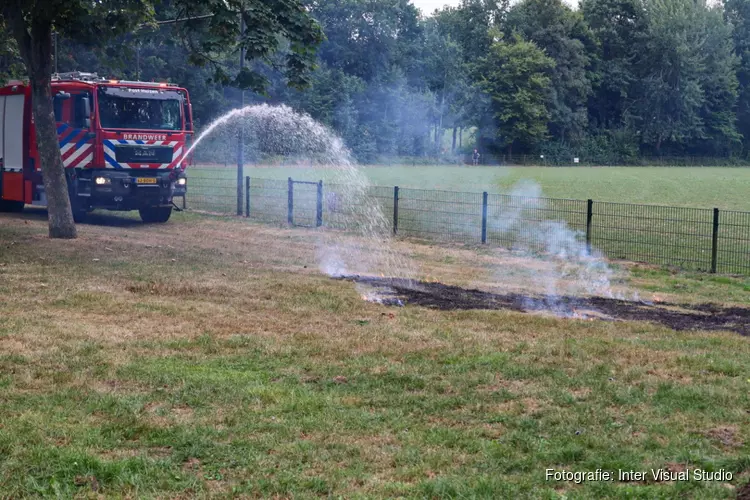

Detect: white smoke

[488,180,624,313]
[318,246,348,277]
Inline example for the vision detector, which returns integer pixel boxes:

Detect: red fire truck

[0,71,193,223]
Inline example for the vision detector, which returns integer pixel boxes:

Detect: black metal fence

[183,176,750,275]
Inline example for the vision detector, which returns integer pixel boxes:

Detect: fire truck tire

[139,206,172,223]
[0,200,25,213]
[72,209,88,223]
[69,198,88,223]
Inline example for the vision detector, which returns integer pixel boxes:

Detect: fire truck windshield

[97,87,184,131]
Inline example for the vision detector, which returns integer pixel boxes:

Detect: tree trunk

[31,78,77,238]
[451,126,457,153]
[436,91,445,152]
[7,9,76,238]
[459,127,462,149]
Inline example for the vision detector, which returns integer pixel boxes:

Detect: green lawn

[192,165,750,211]
[0,211,748,498]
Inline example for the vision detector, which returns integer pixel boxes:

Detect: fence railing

[182,176,750,275]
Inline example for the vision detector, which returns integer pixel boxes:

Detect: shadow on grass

[17,206,148,228]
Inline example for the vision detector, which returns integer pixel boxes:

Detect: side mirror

[81,97,91,119]
[186,103,193,131]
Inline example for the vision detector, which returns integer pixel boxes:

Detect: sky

[411,0,459,15]
[410,0,578,15]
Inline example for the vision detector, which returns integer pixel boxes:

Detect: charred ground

[342,276,750,336]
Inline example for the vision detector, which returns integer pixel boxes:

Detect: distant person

[472,149,480,166]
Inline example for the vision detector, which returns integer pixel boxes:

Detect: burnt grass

[339,276,750,336]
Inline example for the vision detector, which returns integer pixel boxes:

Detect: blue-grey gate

[286,178,323,228]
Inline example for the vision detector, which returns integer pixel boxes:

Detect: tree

[725,0,750,154]
[477,34,554,155]
[695,6,741,155]
[0,0,322,238]
[310,0,421,83]
[434,0,508,63]
[0,17,23,83]
[634,0,738,154]
[582,0,647,130]
[506,0,595,144]
[422,19,464,152]
[432,0,504,148]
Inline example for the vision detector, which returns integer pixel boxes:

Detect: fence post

[245,176,250,217]
[711,208,719,273]
[287,177,294,225]
[393,186,399,235]
[586,199,593,254]
[182,194,186,210]
[481,192,488,244]
[316,180,323,227]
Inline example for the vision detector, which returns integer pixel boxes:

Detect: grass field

[192,165,750,211]
[0,209,748,497]
[187,165,750,275]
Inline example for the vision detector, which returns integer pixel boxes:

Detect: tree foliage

[2,0,750,175]
[506,0,594,143]
[477,33,554,154]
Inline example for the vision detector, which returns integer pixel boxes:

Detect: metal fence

[183,176,750,275]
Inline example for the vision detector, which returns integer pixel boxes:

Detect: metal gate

[287,178,322,227]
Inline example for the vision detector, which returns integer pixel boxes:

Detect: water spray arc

[185,103,411,280]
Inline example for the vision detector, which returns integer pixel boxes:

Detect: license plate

[136,177,157,184]
[133,148,157,158]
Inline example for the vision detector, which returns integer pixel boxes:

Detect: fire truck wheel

[72,209,88,223]
[139,206,172,223]
[0,200,25,213]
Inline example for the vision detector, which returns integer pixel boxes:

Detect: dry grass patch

[0,211,747,498]
[706,426,744,449]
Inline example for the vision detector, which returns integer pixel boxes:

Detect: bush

[538,131,640,165]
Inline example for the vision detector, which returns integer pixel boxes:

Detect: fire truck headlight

[94,177,111,185]
[177,178,187,186]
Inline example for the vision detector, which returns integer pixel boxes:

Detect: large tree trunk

[31,76,77,238]
[7,7,76,238]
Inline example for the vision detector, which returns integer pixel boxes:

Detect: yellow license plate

[136,177,157,184]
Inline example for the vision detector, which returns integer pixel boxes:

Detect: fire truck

[0,71,193,223]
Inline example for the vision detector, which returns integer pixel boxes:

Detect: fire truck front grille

[115,145,173,164]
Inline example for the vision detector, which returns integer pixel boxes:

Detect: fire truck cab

[0,71,193,223]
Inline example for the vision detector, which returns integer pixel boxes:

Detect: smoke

[488,180,624,315]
